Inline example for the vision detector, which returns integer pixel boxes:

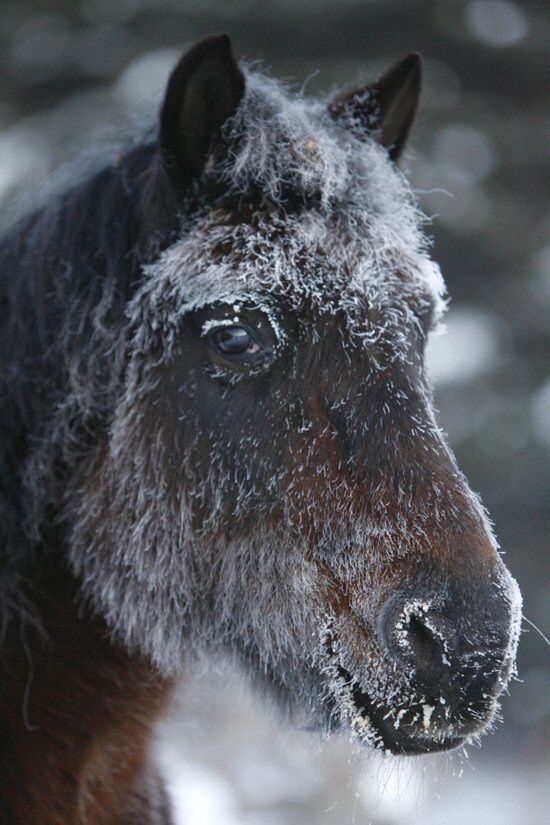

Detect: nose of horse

[380,601,455,690]
[378,587,513,708]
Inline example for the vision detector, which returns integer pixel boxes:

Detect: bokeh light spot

[465,0,529,47]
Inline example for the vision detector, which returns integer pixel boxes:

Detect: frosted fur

[134,72,446,360]
[27,67,520,753]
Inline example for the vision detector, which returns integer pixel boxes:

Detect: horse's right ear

[159,35,245,191]
[329,53,422,162]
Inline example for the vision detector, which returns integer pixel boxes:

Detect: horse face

[137,229,520,755]
[70,38,521,756]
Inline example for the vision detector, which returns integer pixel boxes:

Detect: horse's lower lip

[377,726,466,755]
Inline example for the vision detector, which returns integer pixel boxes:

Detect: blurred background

[1,0,548,822]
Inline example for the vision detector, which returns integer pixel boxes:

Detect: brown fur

[0,563,173,824]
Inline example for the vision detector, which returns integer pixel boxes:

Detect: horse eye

[211,326,259,356]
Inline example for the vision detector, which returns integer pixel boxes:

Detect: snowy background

[1,1,549,822]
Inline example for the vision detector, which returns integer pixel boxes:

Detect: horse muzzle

[326,560,521,755]
[378,564,521,753]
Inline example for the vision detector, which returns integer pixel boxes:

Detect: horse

[0,35,521,824]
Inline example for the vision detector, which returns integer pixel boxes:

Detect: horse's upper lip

[334,663,470,755]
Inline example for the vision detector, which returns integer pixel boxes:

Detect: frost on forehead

[132,69,446,348]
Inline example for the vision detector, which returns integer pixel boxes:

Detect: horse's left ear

[159,35,245,189]
[329,53,422,162]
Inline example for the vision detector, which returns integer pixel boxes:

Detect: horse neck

[0,560,174,824]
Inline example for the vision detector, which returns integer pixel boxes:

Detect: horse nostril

[404,613,451,680]
[407,613,438,655]
[379,598,455,688]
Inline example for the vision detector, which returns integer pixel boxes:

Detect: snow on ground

[155,672,549,825]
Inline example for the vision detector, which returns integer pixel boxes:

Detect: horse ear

[329,53,422,162]
[159,35,245,188]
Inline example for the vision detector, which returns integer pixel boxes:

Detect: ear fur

[329,53,422,162]
[159,35,245,190]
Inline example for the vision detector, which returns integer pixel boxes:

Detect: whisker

[523,615,550,648]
